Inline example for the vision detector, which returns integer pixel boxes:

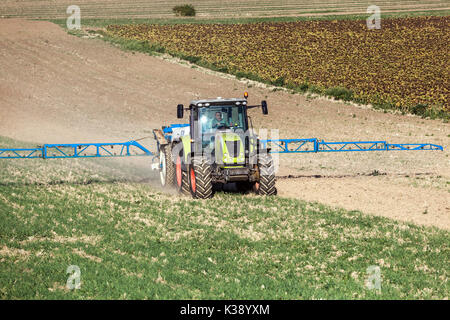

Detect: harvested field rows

[107,16,450,114]
[1,0,449,19]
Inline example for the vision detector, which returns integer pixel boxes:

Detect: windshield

[199,105,247,134]
[197,105,247,148]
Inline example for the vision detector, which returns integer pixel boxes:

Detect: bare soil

[0,19,448,229]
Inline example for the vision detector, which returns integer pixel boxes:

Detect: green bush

[409,103,428,116]
[172,4,196,17]
[325,86,354,101]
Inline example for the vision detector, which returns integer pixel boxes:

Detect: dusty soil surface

[0,19,448,230]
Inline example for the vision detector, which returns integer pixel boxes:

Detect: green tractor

[153,93,277,199]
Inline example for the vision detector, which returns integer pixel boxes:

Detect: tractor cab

[191,99,249,150]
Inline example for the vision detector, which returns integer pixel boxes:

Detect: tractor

[153,93,277,199]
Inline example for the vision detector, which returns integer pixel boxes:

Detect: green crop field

[1,136,448,299]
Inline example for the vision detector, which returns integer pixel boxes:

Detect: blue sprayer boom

[0,94,443,199]
[0,141,153,160]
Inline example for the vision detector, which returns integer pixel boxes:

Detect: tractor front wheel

[159,144,175,188]
[189,157,213,199]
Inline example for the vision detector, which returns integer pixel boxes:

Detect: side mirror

[261,100,268,115]
[177,104,184,119]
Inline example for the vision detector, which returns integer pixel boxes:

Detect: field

[0,135,448,299]
[107,16,450,117]
[0,7,449,300]
[1,0,449,19]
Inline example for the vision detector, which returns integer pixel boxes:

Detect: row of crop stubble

[2,0,449,19]
[107,16,449,116]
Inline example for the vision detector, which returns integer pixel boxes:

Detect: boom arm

[0,141,153,159]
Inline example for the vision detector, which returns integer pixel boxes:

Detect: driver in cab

[211,112,228,129]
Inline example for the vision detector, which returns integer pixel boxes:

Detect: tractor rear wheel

[189,157,213,199]
[159,144,175,188]
[254,153,277,196]
[175,154,190,195]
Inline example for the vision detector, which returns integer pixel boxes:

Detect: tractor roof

[190,97,247,107]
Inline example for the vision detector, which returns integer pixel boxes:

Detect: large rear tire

[254,153,277,196]
[189,157,213,199]
[159,144,175,188]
